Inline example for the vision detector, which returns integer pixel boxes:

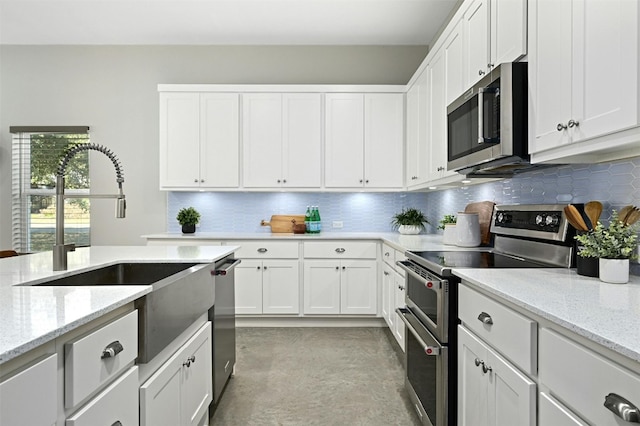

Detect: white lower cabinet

[303,259,377,315]
[539,392,588,426]
[539,327,640,426]
[140,322,212,426]
[66,366,139,426]
[0,353,58,426]
[235,259,299,314]
[381,245,406,350]
[458,325,536,426]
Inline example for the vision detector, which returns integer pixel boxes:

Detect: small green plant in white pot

[391,208,429,235]
[575,210,638,283]
[438,214,457,245]
[176,207,201,234]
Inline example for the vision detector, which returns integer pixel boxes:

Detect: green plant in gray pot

[177,207,201,234]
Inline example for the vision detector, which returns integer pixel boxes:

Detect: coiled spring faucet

[53,143,126,271]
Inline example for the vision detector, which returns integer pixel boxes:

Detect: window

[11,127,91,253]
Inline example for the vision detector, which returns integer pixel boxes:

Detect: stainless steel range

[395,204,576,426]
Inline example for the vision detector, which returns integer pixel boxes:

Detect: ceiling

[0,0,460,45]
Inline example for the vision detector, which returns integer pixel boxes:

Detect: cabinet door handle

[263,266,268,270]
[481,363,492,374]
[277,179,281,183]
[478,69,485,76]
[112,421,123,426]
[477,312,493,325]
[283,179,287,183]
[194,179,199,183]
[384,252,390,257]
[200,179,204,183]
[342,266,346,270]
[359,179,363,184]
[474,358,482,367]
[365,179,369,184]
[335,266,339,270]
[557,122,567,131]
[604,393,640,423]
[568,119,580,128]
[183,355,196,368]
[101,341,124,359]
[398,285,405,291]
[384,271,389,276]
[335,248,346,253]
[257,248,268,253]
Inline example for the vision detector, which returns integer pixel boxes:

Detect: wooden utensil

[618,205,634,223]
[624,207,640,226]
[260,215,306,233]
[584,201,603,228]
[464,201,495,246]
[564,205,589,232]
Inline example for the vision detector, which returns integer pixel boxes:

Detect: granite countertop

[0,245,237,364]
[453,268,640,363]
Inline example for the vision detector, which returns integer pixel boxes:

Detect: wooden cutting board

[260,215,306,233]
[464,201,495,246]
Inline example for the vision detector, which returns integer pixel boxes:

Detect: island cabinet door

[262,259,300,314]
[235,259,263,314]
[303,260,341,314]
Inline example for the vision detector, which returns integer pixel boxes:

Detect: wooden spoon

[584,201,603,228]
[564,205,589,232]
[624,207,640,226]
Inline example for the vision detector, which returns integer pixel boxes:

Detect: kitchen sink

[30,262,199,286]
[28,260,218,363]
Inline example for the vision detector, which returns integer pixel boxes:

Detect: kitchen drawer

[65,310,138,408]
[233,241,299,259]
[458,284,536,374]
[304,241,377,259]
[66,366,139,426]
[539,392,588,426]
[382,243,395,267]
[0,353,57,426]
[395,249,406,276]
[539,328,640,426]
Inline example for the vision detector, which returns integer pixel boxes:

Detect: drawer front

[539,392,588,426]
[304,241,377,259]
[65,310,138,408]
[66,366,139,426]
[458,284,536,374]
[233,241,299,258]
[382,243,395,267]
[539,328,640,426]
[0,354,57,426]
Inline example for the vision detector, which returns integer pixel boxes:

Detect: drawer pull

[335,248,346,253]
[478,312,493,325]
[183,355,196,368]
[257,248,268,253]
[101,340,124,359]
[604,393,640,423]
[112,422,123,426]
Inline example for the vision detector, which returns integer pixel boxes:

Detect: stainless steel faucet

[53,143,126,271]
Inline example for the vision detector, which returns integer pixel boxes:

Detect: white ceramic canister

[456,212,481,247]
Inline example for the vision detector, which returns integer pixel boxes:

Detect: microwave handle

[477,88,485,144]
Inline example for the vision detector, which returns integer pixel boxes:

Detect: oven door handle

[396,308,441,356]
[395,261,442,292]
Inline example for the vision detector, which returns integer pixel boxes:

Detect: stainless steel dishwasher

[209,256,241,408]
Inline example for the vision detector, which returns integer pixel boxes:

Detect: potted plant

[438,214,457,245]
[575,210,638,283]
[176,207,201,234]
[391,208,429,235]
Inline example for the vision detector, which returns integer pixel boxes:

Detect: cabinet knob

[384,252,390,257]
[359,179,363,184]
[183,355,196,368]
[478,69,485,76]
[336,266,339,270]
[257,248,268,253]
[604,393,640,423]
[200,179,204,183]
[101,341,124,359]
[194,179,199,183]
[365,179,369,184]
[474,358,482,367]
[398,285,405,291]
[384,271,389,276]
[557,123,568,131]
[112,422,123,426]
[263,266,268,270]
[568,119,580,128]
[277,179,281,183]
[481,363,492,374]
[335,248,346,253]
[257,266,261,270]
[477,311,493,325]
[487,63,494,68]
[283,179,287,183]
[342,266,346,270]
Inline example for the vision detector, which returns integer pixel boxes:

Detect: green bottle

[315,206,322,233]
[305,206,311,233]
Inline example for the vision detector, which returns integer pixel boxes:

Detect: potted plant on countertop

[177,207,201,234]
[391,208,429,235]
[574,210,638,284]
[438,214,457,245]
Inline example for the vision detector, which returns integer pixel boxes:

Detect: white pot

[598,258,630,284]
[398,225,422,235]
[456,213,481,247]
[442,224,457,245]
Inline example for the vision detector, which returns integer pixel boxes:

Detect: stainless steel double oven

[395,204,576,426]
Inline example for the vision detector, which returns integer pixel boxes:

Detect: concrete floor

[210,327,422,426]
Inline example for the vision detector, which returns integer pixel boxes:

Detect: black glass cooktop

[409,250,552,270]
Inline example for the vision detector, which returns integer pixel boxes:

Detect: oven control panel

[490,204,572,242]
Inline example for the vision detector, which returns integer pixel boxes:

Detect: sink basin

[31,262,198,286]
[28,260,219,363]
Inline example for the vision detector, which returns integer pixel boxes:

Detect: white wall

[0,45,427,248]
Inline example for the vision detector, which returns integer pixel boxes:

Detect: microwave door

[447,97,478,162]
[478,86,500,146]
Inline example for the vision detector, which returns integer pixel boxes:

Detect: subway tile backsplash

[168,157,640,235]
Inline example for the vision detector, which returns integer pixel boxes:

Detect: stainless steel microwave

[446,62,529,177]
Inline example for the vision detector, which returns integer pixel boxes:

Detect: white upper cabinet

[463,0,527,87]
[529,0,640,163]
[406,70,430,187]
[243,93,322,188]
[444,20,465,106]
[159,92,239,189]
[325,93,404,189]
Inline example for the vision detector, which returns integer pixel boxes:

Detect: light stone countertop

[0,245,237,364]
